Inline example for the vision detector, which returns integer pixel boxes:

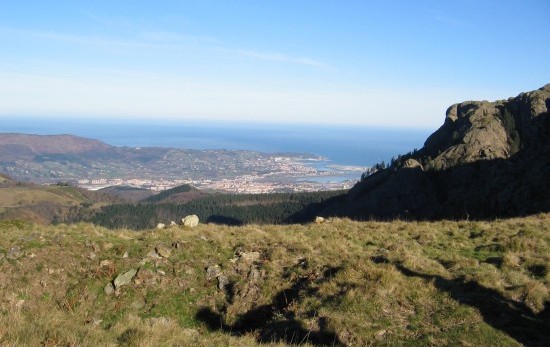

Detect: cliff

[329,84,550,219]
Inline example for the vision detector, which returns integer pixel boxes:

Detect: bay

[0,117,432,168]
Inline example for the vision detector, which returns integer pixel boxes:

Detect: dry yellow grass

[0,214,549,346]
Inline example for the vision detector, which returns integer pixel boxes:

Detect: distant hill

[0,179,121,224]
[98,186,155,203]
[140,184,209,204]
[327,84,550,219]
[0,173,13,183]
[0,133,320,185]
[0,133,111,157]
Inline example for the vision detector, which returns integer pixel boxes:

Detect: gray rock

[104,282,115,295]
[403,159,423,170]
[147,250,162,259]
[333,84,550,220]
[156,223,166,230]
[170,221,177,227]
[314,216,325,223]
[206,265,222,281]
[182,215,199,228]
[217,274,229,290]
[113,268,138,289]
[155,245,171,258]
[238,251,261,263]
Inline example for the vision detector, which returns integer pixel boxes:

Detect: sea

[1,117,432,182]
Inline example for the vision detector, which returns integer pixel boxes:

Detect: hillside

[0,215,548,346]
[0,173,13,184]
[0,133,112,157]
[140,184,209,204]
[0,181,120,224]
[98,186,156,203]
[329,84,550,220]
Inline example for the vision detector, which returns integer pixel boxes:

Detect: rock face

[329,84,550,220]
[182,215,199,228]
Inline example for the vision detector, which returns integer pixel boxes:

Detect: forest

[64,190,346,229]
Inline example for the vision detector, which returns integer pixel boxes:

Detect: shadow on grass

[196,266,344,346]
[394,263,550,347]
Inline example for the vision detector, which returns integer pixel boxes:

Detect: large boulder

[182,215,199,228]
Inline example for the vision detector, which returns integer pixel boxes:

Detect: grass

[0,214,548,346]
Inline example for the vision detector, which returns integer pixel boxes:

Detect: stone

[182,215,199,228]
[156,223,166,230]
[155,245,171,258]
[122,251,129,258]
[206,265,222,281]
[237,251,261,263]
[170,221,177,227]
[113,268,138,289]
[86,252,96,260]
[314,216,325,223]
[217,274,229,290]
[402,159,423,170]
[104,282,115,295]
[148,250,162,259]
[6,246,22,260]
[133,268,156,286]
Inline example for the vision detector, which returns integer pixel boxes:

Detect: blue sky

[0,0,548,128]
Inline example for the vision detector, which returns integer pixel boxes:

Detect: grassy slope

[0,215,549,346]
[0,185,92,224]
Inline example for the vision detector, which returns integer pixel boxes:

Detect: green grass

[0,214,548,346]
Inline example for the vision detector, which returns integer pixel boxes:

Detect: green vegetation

[0,214,548,346]
[141,184,193,203]
[74,190,346,229]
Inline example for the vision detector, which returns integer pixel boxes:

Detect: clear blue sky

[0,0,548,128]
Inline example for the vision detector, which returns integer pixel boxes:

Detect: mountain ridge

[327,84,550,220]
[0,133,112,155]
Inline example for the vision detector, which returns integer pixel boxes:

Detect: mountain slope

[0,215,548,346]
[329,84,550,219]
[0,133,111,157]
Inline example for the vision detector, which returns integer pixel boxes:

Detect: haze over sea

[2,117,430,168]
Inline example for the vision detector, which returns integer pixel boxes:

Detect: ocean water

[1,117,432,167]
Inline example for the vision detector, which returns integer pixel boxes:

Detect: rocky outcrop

[329,84,550,220]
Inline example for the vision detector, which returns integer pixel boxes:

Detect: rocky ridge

[330,84,550,219]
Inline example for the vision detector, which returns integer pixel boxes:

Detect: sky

[0,0,548,128]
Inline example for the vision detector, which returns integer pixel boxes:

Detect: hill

[98,186,156,203]
[0,133,111,160]
[0,173,13,184]
[0,214,548,346]
[328,84,550,220]
[140,184,209,204]
[0,180,121,224]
